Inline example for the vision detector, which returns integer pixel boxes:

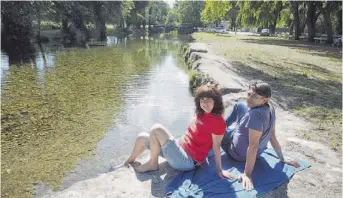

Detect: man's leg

[222,103,249,153]
[225,103,249,127]
[135,123,173,173]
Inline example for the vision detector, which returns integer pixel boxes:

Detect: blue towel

[165,149,310,198]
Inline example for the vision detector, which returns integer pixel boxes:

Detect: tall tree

[165,9,177,25]
[146,1,169,26]
[335,4,342,35]
[319,1,338,44]
[291,1,300,40]
[176,1,205,26]
[93,1,106,41]
[236,1,283,33]
[201,0,232,26]
[1,1,36,61]
[306,2,321,42]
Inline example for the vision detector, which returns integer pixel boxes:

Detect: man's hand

[282,157,301,168]
[217,170,236,179]
[238,173,254,191]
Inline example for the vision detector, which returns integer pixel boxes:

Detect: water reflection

[1,35,193,197]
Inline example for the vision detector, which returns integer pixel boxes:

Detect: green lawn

[193,32,342,151]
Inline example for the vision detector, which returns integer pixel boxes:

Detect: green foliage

[165,9,177,25]
[201,0,232,24]
[277,7,291,28]
[176,0,205,26]
[1,1,35,32]
[146,1,169,25]
[237,1,283,28]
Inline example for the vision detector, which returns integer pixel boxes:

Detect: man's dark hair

[249,81,272,98]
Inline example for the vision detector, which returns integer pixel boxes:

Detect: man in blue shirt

[221,81,300,191]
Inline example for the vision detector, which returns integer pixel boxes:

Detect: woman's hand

[217,170,236,179]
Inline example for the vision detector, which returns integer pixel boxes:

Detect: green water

[1,37,189,198]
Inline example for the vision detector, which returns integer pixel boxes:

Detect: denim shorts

[145,136,195,171]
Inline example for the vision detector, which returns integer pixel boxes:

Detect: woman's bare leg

[135,124,173,173]
[124,132,149,166]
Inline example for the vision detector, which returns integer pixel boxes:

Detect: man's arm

[270,124,300,167]
[269,124,284,161]
[244,129,262,176]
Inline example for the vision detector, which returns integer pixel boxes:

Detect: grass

[193,32,342,151]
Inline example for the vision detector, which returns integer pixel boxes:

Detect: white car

[214,26,225,33]
[260,29,270,36]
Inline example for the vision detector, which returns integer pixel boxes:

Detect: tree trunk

[336,8,342,35]
[271,18,277,34]
[36,3,41,40]
[289,20,294,35]
[319,2,334,44]
[142,9,146,30]
[301,21,307,34]
[307,2,316,41]
[292,1,300,40]
[323,9,333,44]
[94,2,106,41]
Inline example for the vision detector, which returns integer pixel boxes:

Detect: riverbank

[31,33,341,198]
[184,33,342,197]
[192,32,342,152]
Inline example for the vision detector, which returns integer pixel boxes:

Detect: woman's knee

[150,123,172,144]
[137,132,149,144]
[150,123,166,135]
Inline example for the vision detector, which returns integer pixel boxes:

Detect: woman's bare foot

[134,161,159,173]
[124,156,136,167]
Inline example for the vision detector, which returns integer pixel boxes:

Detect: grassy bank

[193,32,342,151]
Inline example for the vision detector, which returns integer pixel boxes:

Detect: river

[1,35,195,198]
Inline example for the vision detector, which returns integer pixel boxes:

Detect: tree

[335,4,342,35]
[93,1,106,40]
[319,1,339,44]
[201,0,232,26]
[165,9,177,25]
[145,1,169,26]
[125,1,148,29]
[121,0,134,28]
[306,1,321,42]
[1,1,36,63]
[229,2,240,31]
[291,1,300,40]
[176,1,204,26]
[237,1,283,33]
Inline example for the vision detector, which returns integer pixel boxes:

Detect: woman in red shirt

[124,84,235,179]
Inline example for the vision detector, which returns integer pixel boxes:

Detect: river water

[1,35,195,197]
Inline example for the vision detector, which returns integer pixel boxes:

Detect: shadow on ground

[241,38,342,59]
[134,161,180,197]
[230,60,342,112]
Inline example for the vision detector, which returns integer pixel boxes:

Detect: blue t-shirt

[229,104,275,161]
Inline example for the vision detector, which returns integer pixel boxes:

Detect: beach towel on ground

[165,149,310,198]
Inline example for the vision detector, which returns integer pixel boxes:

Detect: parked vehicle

[260,29,270,36]
[214,26,225,33]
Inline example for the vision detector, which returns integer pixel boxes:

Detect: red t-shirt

[180,113,226,163]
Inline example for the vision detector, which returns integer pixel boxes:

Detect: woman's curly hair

[194,83,224,116]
